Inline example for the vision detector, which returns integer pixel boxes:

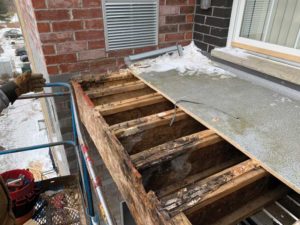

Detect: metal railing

[0,83,115,225]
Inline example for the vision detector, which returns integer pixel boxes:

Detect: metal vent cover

[102,0,159,51]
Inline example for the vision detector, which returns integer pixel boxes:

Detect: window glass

[240,0,300,49]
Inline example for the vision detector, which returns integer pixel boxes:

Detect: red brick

[32,0,47,9]
[75,30,104,40]
[159,6,180,16]
[166,15,186,24]
[159,24,178,33]
[82,0,101,7]
[180,6,195,14]
[88,40,105,49]
[107,49,133,57]
[35,10,70,21]
[42,45,55,55]
[72,8,101,19]
[40,32,73,43]
[116,58,126,69]
[166,0,187,5]
[45,54,77,65]
[159,34,165,42]
[90,58,117,72]
[37,22,50,33]
[60,62,89,73]
[85,19,103,29]
[56,41,87,54]
[185,32,193,39]
[189,0,196,4]
[78,49,105,61]
[187,14,194,23]
[158,42,177,48]
[52,21,83,32]
[165,33,185,41]
[48,0,79,8]
[47,66,59,75]
[160,0,166,5]
[179,23,193,31]
[134,46,157,54]
[159,16,166,25]
[179,40,191,46]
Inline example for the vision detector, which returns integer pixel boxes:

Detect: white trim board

[211,47,300,85]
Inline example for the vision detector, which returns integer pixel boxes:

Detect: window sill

[211,47,300,86]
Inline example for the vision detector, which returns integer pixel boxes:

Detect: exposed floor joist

[131,129,222,170]
[110,108,188,138]
[161,160,268,216]
[86,80,147,98]
[211,185,288,225]
[95,93,166,116]
[72,70,294,225]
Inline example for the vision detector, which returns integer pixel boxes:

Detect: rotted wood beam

[131,129,222,170]
[161,159,269,217]
[86,80,147,98]
[75,70,134,83]
[110,109,188,138]
[95,93,166,116]
[211,185,289,225]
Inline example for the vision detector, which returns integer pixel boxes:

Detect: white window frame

[227,0,300,62]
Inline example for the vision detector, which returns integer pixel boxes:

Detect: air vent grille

[102,0,158,51]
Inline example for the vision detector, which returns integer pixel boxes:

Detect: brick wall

[193,0,233,52]
[15,0,195,173]
[30,0,194,77]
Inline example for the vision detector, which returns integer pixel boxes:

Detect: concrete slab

[131,69,300,193]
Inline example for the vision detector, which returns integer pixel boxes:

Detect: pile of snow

[131,42,234,77]
[0,27,24,74]
[0,99,54,175]
[0,13,19,24]
[215,46,250,59]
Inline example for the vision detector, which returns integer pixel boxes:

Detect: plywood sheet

[132,69,300,193]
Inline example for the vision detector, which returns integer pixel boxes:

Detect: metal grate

[102,0,159,51]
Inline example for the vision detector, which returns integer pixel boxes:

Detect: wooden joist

[95,93,166,116]
[72,70,290,225]
[76,70,134,84]
[86,80,147,98]
[161,160,268,216]
[131,130,222,170]
[157,157,245,198]
[110,109,188,138]
[211,185,289,225]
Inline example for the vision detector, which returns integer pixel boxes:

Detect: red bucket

[1,169,39,219]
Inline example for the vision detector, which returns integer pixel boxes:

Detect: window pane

[240,0,300,49]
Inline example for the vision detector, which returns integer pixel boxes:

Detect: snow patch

[215,46,250,59]
[131,42,235,78]
[0,99,54,175]
[0,27,24,74]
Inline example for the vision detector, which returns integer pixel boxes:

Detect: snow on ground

[0,24,55,178]
[0,13,19,24]
[214,46,250,59]
[0,27,23,74]
[131,42,234,77]
[0,98,53,174]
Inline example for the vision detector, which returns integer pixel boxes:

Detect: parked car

[21,63,31,73]
[15,47,27,56]
[20,55,29,62]
[4,29,22,39]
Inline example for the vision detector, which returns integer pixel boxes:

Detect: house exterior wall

[193,0,233,52]
[16,0,195,173]
[31,0,195,77]
[14,0,70,175]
